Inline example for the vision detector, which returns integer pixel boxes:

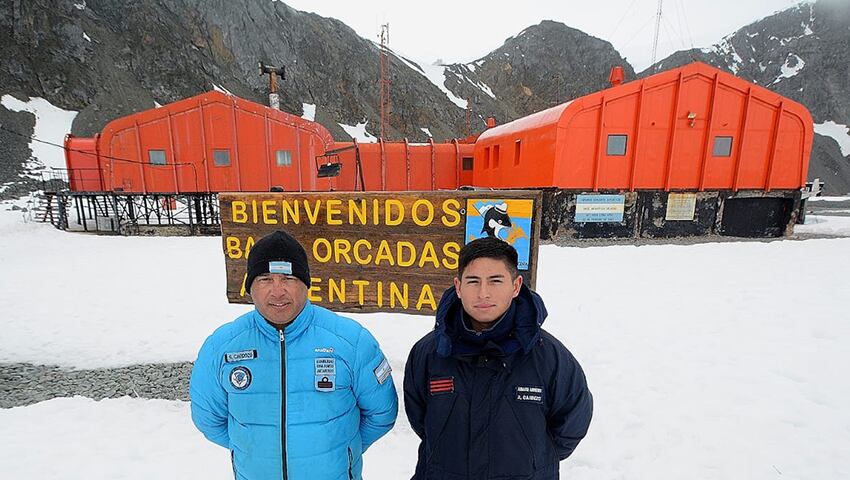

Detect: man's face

[454,257,522,329]
[250,273,308,326]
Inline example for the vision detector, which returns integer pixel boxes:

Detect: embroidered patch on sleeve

[515,385,543,403]
[224,350,257,363]
[429,377,454,395]
[374,357,392,385]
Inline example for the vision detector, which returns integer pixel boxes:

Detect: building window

[148,150,167,165]
[213,149,231,166]
[514,140,521,166]
[607,135,627,156]
[462,157,474,171]
[276,150,292,167]
[713,136,733,157]
[483,147,490,169]
[493,145,501,168]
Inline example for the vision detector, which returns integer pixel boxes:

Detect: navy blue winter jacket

[403,285,592,480]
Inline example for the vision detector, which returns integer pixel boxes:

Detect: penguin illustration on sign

[479,202,512,239]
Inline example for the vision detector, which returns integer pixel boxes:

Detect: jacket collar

[251,300,315,341]
[434,283,547,358]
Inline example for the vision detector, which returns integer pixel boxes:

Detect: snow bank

[338,121,377,142]
[797,214,850,236]
[813,121,850,157]
[0,397,230,479]
[418,62,468,109]
[770,53,805,85]
[1,95,78,171]
[301,102,316,121]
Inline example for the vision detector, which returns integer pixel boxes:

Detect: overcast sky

[282,0,805,71]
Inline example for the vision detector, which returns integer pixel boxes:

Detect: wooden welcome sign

[220,190,541,315]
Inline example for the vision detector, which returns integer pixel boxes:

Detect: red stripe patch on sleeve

[429,377,454,395]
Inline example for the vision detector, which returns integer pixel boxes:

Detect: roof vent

[609,66,625,87]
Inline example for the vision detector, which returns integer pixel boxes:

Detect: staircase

[30,191,70,229]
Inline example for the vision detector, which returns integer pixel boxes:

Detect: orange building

[64,91,473,194]
[473,62,812,193]
[59,62,811,238]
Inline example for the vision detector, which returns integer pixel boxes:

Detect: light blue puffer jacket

[190,301,398,480]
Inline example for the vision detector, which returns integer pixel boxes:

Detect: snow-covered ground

[1,208,849,479]
[796,214,850,236]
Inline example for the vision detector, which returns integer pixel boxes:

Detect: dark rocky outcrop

[443,20,634,127]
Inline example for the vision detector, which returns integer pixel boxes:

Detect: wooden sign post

[220,190,542,315]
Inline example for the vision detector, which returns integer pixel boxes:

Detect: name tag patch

[224,350,257,363]
[515,385,543,403]
[315,357,336,392]
[269,261,292,275]
[373,357,391,385]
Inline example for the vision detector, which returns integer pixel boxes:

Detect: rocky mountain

[2,0,848,196]
[645,0,850,194]
[443,20,634,126]
[0,0,470,197]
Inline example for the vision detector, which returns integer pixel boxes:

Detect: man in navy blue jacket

[404,237,592,479]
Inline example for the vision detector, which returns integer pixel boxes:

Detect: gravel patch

[0,362,193,408]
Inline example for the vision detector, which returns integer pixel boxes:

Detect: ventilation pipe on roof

[259,62,286,110]
[609,66,625,87]
[486,117,496,129]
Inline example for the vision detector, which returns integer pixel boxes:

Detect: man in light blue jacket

[190,230,398,480]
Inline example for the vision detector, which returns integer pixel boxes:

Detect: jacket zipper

[280,329,288,480]
[348,447,354,480]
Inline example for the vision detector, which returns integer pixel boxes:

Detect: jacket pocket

[480,393,540,476]
[506,398,537,470]
[423,395,460,469]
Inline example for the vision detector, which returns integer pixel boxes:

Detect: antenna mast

[379,23,391,140]
[650,0,663,70]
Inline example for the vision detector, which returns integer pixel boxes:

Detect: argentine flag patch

[269,261,292,275]
[373,357,391,385]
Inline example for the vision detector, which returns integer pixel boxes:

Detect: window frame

[462,156,474,171]
[514,140,521,166]
[606,134,628,156]
[148,149,167,166]
[712,136,733,157]
[275,150,293,167]
[212,149,231,167]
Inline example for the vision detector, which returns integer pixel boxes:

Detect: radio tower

[650,0,664,71]
[379,23,391,140]
[465,98,471,137]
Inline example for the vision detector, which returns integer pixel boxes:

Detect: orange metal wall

[64,134,103,191]
[472,104,567,188]
[66,91,336,194]
[321,140,472,191]
[474,62,813,192]
[65,91,473,194]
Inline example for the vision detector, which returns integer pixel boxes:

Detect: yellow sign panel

[665,193,697,221]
